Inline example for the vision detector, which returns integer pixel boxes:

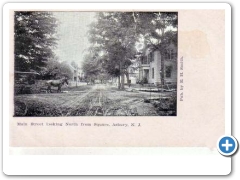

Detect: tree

[82,54,101,84]
[86,12,177,87]
[133,12,178,84]
[87,12,138,89]
[14,11,58,72]
[38,58,74,80]
[71,61,78,69]
[59,61,74,79]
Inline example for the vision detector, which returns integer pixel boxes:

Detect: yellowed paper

[10,10,225,149]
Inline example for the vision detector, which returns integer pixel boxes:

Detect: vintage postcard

[3,3,232,175]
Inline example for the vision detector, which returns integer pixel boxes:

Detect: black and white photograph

[14,11,178,117]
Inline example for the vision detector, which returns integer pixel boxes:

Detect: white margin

[2,3,232,175]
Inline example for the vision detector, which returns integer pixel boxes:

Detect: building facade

[127,59,139,84]
[68,65,83,81]
[138,43,177,85]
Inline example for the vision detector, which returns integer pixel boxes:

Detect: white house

[138,43,177,85]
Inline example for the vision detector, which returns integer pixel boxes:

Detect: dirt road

[14,84,172,116]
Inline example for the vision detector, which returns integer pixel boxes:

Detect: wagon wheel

[14,100,28,116]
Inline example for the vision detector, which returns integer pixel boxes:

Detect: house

[127,59,139,84]
[138,43,177,85]
[68,64,86,82]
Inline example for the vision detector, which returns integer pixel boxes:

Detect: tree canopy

[83,12,178,88]
[38,59,74,80]
[14,11,58,72]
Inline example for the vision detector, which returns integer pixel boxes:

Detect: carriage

[14,71,68,94]
[14,71,40,95]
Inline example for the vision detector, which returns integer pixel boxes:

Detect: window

[148,52,154,62]
[165,65,172,78]
[152,68,154,79]
[142,56,148,64]
[164,49,176,60]
[140,56,144,64]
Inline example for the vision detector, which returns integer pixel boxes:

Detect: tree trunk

[160,52,165,85]
[118,75,121,89]
[125,72,130,87]
[121,73,125,90]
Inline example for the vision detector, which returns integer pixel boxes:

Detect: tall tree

[134,12,178,84]
[38,58,74,80]
[82,54,101,83]
[86,12,177,87]
[14,11,58,72]
[88,12,138,89]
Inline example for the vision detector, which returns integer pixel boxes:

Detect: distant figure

[45,77,68,93]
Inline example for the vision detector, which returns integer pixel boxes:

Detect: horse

[45,77,69,93]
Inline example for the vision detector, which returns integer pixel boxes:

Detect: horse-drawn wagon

[14,71,40,95]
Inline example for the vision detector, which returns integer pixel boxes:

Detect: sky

[52,12,177,68]
[53,12,96,67]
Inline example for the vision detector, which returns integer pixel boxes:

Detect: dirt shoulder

[14,84,176,116]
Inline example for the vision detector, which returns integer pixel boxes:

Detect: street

[14,84,174,116]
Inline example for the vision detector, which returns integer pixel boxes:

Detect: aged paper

[9,9,225,149]
[3,2,232,176]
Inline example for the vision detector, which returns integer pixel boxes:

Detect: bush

[153,94,177,116]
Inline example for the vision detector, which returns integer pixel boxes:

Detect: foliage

[134,12,177,47]
[82,54,101,82]
[14,11,58,72]
[86,12,139,88]
[71,61,78,69]
[85,12,177,87]
[38,59,73,80]
[133,12,178,85]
